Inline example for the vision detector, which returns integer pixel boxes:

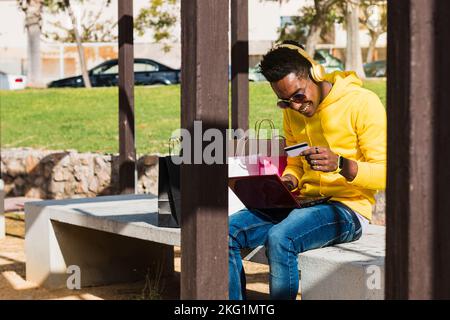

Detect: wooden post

[386,0,450,299]
[231,0,249,134]
[180,0,229,299]
[118,0,135,194]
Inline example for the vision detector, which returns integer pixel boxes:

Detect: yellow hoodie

[282,71,386,221]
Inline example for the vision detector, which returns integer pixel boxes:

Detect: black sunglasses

[277,92,308,109]
[276,80,309,109]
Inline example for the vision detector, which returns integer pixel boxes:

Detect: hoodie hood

[316,71,363,112]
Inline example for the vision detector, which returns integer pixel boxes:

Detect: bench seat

[25,194,180,289]
[245,224,385,299]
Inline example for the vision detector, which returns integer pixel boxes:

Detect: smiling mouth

[299,103,311,113]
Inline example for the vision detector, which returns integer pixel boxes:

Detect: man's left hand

[299,146,339,172]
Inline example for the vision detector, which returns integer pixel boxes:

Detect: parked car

[0,71,27,90]
[313,49,345,74]
[47,58,180,88]
[364,60,386,78]
[249,64,267,82]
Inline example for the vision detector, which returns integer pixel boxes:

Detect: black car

[363,60,386,78]
[48,58,180,88]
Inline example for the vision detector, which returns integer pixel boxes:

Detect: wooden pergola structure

[117,0,248,299]
[116,0,450,299]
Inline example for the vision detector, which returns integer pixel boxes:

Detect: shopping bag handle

[254,119,276,140]
[233,134,250,157]
[168,136,181,156]
[255,119,286,151]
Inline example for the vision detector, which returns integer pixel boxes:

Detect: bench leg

[26,207,174,289]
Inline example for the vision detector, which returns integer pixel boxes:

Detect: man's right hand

[280,174,299,191]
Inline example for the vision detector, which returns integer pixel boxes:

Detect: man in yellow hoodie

[228,40,386,300]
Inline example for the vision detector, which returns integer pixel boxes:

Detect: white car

[0,71,27,90]
[249,65,267,82]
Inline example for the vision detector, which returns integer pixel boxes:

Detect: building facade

[0,0,386,84]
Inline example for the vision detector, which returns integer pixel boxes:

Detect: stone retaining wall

[0,148,159,199]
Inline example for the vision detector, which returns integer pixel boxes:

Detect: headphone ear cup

[310,64,325,82]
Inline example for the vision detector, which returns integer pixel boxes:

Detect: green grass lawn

[0,80,385,154]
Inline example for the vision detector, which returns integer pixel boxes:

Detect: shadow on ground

[0,214,275,300]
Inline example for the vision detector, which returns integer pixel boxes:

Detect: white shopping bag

[228,154,259,215]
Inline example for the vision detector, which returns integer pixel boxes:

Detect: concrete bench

[25,192,385,299]
[25,194,180,289]
[244,224,385,299]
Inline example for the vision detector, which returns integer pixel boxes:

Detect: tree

[44,0,116,88]
[135,0,179,53]
[344,0,365,79]
[44,0,117,42]
[360,0,387,63]
[62,0,91,87]
[17,0,44,88]
[278,0,344,57]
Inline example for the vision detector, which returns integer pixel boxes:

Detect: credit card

[284,142,309,157]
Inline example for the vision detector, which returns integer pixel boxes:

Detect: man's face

[270,72,321,117]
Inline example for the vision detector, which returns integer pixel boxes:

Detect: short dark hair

[259,40,312,82]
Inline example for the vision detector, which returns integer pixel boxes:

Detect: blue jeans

[228,201,362,300]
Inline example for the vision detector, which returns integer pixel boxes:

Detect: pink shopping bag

[254,119,287,176]
[258,155,287,176]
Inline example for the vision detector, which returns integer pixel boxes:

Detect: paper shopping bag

[254,119,287,176]
[158,138,182,228]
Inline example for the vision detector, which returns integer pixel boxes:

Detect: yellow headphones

[275,43,326,82]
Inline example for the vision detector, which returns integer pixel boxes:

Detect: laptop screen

[228,175,299,209]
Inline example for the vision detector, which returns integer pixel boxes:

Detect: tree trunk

[65,0,92,88]
[24,0,43,88]
[306,0,339,59]
[345,0,366,79]
[366,30,380,63]
[305,24,322,57]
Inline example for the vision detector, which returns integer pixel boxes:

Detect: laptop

[228,174,331,210]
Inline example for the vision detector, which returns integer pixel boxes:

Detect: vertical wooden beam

[180,0,229,299]
[118,0,135,194]
[386,0,411,299]
[231,0,249,134]
[386,0,450,299]
[433,0,450,299]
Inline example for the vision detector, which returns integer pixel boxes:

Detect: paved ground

[0,211,285,300]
